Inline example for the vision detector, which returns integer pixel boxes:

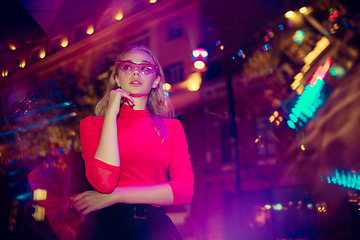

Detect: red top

[79,104,194,205]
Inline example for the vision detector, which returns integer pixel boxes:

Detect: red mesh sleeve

[86,159,120,193]
[80,117,120,193]
[167,120,194,205]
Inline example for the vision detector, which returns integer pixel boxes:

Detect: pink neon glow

[308,57,332,86]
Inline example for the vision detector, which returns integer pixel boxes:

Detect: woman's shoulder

[80,115,104,128]
[164,118,181,126]
[164,118,184,132]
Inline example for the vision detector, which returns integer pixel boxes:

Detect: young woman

[72,45,194,240]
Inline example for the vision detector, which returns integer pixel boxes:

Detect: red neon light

[308,57,332,86]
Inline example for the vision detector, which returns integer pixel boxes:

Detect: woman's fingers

[107,89,135,115]
[71,191,111,217]
[122,94,135,106]
[72,191,90,202]
[73,197,87,210]
[75,202,88,213]
[72,195,95,216]
[81,206,94,216]
[112,88,134,105]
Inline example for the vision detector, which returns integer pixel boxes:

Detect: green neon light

[325,168,360,190]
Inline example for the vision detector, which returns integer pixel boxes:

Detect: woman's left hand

[71,190,114,217]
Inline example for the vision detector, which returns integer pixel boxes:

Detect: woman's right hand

[105,88,134,116]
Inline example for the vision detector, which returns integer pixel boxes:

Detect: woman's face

[115,50,160,98]
[5,83,55,131]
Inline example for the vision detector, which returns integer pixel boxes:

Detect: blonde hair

[95,45,174,141]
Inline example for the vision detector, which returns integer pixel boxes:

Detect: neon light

[263,44,269,51]
[287,120,295,129]
[289,113,298,123]
[192,50,200,58]
[201,51,208,58]
[286,58,332,130]
[308,57,332,86]
[324,168,360,190]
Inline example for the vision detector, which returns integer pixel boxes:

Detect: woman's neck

[127,95,148,110]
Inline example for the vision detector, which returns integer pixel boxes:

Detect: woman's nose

[133,67,141,76]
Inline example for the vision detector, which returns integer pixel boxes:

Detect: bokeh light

[200,51,208,58]
[39,49,46,59]
[2,68,9,77]
[19,59,26,68]
[86,25,94,35]
[194,60,205,70]
[285,11,294,18]
[164,83,172,91]
[299,7,307,14]
[182,72,202,91]
[273,203,283,210]
[115,11,123,20]
[61,38,68,47]
[192,50,200,58]
[9,43,16,50]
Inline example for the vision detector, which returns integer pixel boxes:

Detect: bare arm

[72,183,174,216]
[112,183,174,205]
[93,89,134,166]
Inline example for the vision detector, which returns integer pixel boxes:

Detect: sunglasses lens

[140,64,155,75]
[118,61,157,75]
[120,62,134,73]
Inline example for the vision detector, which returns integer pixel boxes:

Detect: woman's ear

[115,75,120,87]
[152,76,161,88]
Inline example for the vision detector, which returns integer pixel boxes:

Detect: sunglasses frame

[116,61,158,75]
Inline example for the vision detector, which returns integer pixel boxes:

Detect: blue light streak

[14,192,33,201]
[0,102,73,122]
[0,112,77,137]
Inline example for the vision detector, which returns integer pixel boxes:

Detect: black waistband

[108,203,167,220]
[77,203,182,240]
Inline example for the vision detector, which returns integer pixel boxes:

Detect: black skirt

[76,203,182,240]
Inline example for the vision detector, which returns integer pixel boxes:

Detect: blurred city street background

[1,0,360,239]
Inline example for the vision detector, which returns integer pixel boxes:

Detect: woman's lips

[130,80,142,86]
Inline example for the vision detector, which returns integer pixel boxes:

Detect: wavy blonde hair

[95,45,174,142]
